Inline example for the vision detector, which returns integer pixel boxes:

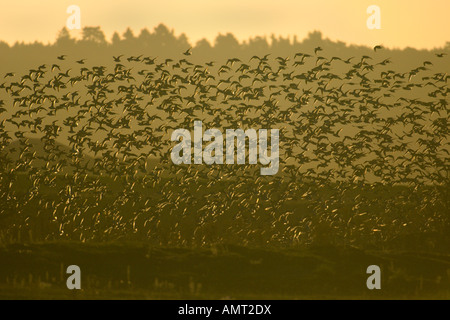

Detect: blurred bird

[183,48,192,56]
[373,45,383,52]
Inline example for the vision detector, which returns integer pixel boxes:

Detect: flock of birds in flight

[0,45,448,246]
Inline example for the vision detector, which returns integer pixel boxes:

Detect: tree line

[1,24,449,76]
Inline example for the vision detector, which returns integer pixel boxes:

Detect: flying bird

[373,45,383,52]
[183,48,192,56]
[113,55,123,62]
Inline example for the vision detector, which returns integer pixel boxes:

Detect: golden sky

[0,0,449,49]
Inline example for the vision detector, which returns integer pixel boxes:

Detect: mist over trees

[1,24,449,75]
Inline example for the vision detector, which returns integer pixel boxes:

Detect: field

[1,242,450,299]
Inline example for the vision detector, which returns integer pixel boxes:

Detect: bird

[373,45,383,52]
[113,55,123,62]
[0,43,446,253]
[183,48,192,56]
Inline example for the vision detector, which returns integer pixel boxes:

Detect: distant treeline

[1,24,450,75]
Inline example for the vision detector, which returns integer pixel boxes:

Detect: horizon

[2,24,449,53]
[0,0,449,50]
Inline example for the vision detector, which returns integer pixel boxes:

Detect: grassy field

[0,241,449,299]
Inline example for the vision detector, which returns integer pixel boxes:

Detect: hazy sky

[1,0,449,49]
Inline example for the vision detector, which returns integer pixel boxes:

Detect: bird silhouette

[183,48,192,56]
[373,45,383,52]
[0,43,447,251]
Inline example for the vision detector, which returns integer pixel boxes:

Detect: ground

[0,242,449,299]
